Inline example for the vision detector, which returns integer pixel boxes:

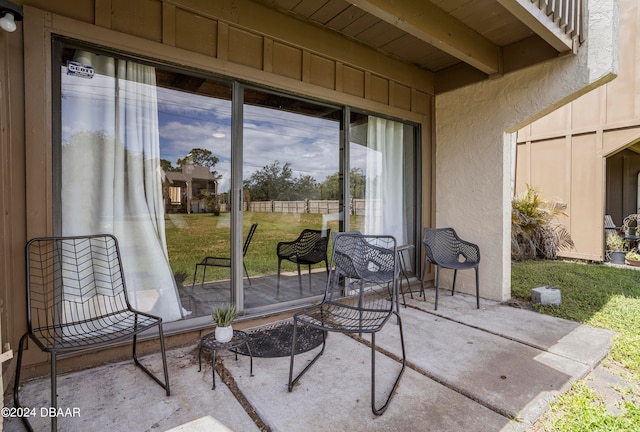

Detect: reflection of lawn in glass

[165,211,345,285]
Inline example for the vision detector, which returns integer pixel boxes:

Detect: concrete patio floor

[4,290,614,432]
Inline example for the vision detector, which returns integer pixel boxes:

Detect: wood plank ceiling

[255,0,576,94]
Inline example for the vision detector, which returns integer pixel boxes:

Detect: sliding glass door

[55,40,418,323]
[240,88,341,311]
[349,112,419,272]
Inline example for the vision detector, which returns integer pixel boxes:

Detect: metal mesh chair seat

[277,228,330,295]
[198,256,231,267]
[420,227,480,310]
[293,300,393,334]
[30,311,164,351]
[288,233,406,415]
[193,223,258,288]
[13,234,170,432]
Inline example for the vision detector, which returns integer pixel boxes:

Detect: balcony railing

[533,0,583,41]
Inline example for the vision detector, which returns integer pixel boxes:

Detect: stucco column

[434,0,619,302]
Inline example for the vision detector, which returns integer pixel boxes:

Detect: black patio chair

[276,228,330,296]
[288,232,406,415]
[420,227,480,310]
[192,223,258,288]
[13,234,170,432]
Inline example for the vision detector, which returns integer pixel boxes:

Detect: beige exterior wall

[517,0,638,262]
[437,0,618,300]
[1,0,434,373]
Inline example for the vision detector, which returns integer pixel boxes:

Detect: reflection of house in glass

[163,166,218,214]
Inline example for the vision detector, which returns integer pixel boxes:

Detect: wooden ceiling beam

[350,0,502,76]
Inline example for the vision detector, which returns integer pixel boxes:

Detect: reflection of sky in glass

[242,104,339,189]
[157,86,341,193]
[61,68,117,142]
[62,67,353,195]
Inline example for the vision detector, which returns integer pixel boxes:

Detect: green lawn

[164,212,344,284]
[512,260,640,431]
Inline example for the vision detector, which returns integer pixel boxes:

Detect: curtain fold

[364,116,407,245]
[61,52,183,322]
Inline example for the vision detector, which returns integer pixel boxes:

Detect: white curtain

[61,52,183,322]
[364,116,407,245]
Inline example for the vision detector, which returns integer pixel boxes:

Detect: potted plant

[212,304,237,342]
[606,233,627,264]
[626,250,640,266]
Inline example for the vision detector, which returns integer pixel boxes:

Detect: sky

[61,62,371,196]
[156,86,344,194]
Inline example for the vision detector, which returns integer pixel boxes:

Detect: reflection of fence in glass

[244,199,379,216]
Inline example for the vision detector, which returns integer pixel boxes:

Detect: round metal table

[198,330,253,389]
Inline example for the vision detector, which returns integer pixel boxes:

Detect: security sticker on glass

[67,61,94,79]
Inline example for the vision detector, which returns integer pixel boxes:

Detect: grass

[164,211,345,284]
[512,260,640,431]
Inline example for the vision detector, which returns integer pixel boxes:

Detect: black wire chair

[193,223,258,288]
[420,227,480,310]
[288,232,406,415]
[276,228,330,295]
[13,234,170,432]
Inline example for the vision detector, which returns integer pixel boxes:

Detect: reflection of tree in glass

[244,161,320,201]
[320,168,366,200]
[176,148,219,170]
[162,148,222,182]
[244,162,367,202]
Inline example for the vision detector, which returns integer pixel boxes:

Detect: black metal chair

[420,227,480,310]
[276,228,330,295]
[288,232,406,415]
[193,223,258,288]
[13,234,170,432]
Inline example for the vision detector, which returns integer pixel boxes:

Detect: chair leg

[192,264,199,290]
[132,324,171,396]
[51,352,58,431]
[371,312,406,415]
[13,333,36,432]
[307,264,312,291]
[451,269,458,295]
[435,266,440,310]
[297,263,303,294]
[288,319,326,391]
[243,261,251,286]
[420,257,428,299]
[475,267,480,309]
[277,260,282,297]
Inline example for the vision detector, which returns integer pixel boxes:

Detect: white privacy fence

[243,199,377,216]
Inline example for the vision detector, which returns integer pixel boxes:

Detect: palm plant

[511,184,574,261]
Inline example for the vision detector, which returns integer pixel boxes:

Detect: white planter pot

[215,325,233,343]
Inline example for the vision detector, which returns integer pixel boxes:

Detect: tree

[176,148,219,170]
[320,168,366,199]
[244,161,295,201]
[291,175,319,200]
[160,159,179,172]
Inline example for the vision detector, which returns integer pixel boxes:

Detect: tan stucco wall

[436,0,619,300]
[517,0,639,262]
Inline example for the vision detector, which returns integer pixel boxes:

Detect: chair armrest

[277,240,298,258]
[458,240,480,262]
